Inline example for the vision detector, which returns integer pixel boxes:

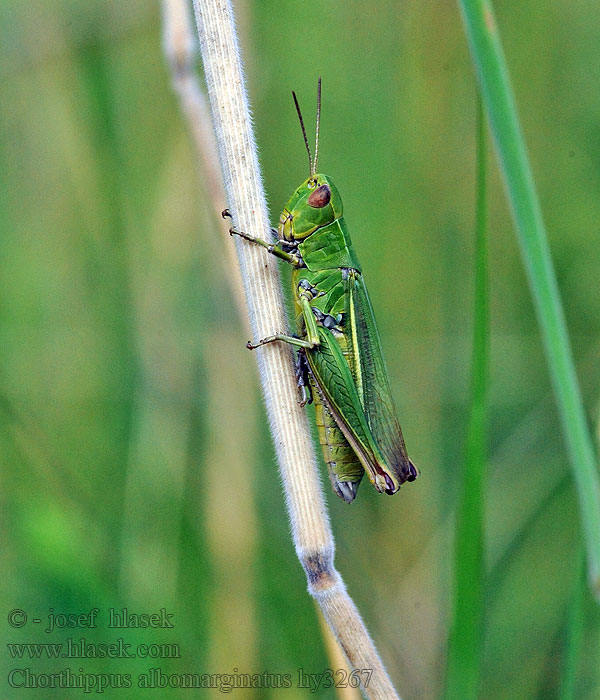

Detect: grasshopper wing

[345,269,418,488]
[307,326,402,495]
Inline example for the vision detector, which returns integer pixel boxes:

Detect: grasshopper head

[282,81,344,241]
[279,174,343,241]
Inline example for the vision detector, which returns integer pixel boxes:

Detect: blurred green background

[1,1,599,698]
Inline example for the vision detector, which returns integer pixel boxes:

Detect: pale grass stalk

[316,605,363,700]
[178,0,401,697]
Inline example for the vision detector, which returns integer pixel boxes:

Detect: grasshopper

[227,79,418,502]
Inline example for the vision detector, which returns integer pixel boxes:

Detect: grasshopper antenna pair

[292,76,321,177]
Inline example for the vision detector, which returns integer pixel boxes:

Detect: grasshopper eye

[307,184,331,208]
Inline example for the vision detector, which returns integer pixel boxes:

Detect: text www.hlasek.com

[7,638,180,660]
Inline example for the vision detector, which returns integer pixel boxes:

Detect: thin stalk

[457,0,600,596]
[189,0,401,696]
[316,604,363,700]
[444,95,488,700]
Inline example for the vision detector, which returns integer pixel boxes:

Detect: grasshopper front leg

[223,209,278,239]
[246,296,320,350]
[246,334,314,350]
[247,296,320,406]
[223,210,302,267]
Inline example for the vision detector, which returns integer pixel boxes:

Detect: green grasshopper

[226,79,417,502]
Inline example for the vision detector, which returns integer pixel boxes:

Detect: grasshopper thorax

[279,173,343,242]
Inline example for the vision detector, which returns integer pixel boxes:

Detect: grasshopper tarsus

[246,334,279,350]
[229,225,254,243]
[222,208,232,219]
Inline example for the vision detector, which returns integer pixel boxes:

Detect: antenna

[313,77,321,174]
[292,91,313,175]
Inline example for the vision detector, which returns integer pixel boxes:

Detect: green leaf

[457,0,600,598]
[444,95,488,700]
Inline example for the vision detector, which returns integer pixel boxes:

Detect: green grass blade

[457,0,600,596]
[444,95,488,700]
[559,547,586,700]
